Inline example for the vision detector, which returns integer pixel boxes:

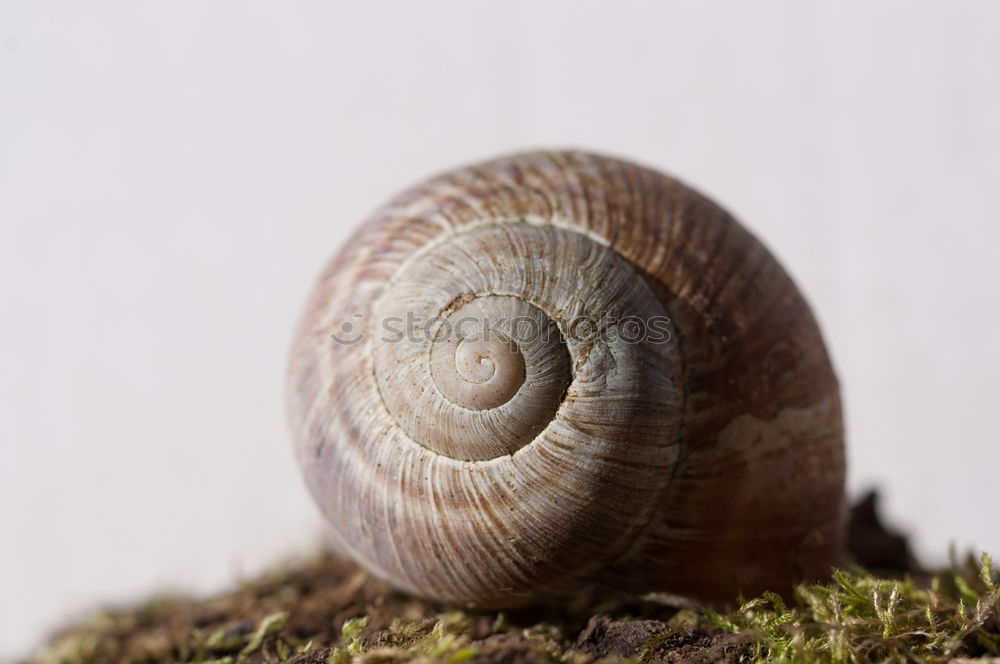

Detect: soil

[21,491,930,664]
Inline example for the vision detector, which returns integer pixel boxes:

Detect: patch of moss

[705,553,998,663]
[19,549,998,664]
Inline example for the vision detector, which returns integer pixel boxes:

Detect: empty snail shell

[286,150,846,608]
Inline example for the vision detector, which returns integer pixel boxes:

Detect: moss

[704,553,998,663]
[13,492,997,664]
[18,549,998,664]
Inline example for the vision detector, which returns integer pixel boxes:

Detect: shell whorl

[288,151,846,607]
[372,223,678,462]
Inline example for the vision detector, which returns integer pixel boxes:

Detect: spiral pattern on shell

[287,151,846,607]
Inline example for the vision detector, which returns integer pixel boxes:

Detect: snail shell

[287,150,846,607]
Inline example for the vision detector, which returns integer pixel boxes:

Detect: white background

[2,1,998,656]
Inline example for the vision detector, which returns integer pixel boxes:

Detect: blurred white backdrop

[2,0,999,656]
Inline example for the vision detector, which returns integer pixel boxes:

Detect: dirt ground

[23,492,999,664]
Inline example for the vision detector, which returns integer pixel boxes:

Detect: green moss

[704,554,998,663]
[20,553,999,664]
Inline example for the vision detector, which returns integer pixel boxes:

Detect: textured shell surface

[287,150,846,608]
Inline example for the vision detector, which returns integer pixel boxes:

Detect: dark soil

[20,491,944,664]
